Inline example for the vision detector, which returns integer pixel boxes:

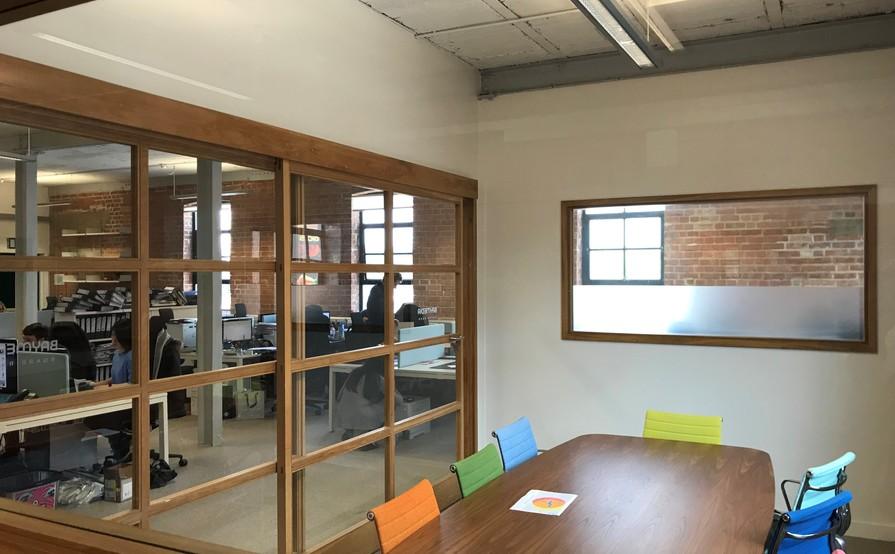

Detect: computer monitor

[395,304,429,327]
[0,338,16,393]
[222,317,253,343]
[396,324,445,368]
[17,351,70,398]
[259,313,277,324]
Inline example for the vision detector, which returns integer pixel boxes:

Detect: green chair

[642,409,722,445]
[450,444,503,497]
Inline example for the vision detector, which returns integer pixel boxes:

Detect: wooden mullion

[1,256,141,271]
[293,174,307,553]
[461,197,478,457]
[454,201,465,459]
[275,160,295,554]
[146,361,275,394]
[131,144,151,526]
[383,192,396,502]
[147,462,276,517]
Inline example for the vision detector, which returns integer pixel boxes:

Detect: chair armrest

[780,479,801,511]
[537,449,547,453]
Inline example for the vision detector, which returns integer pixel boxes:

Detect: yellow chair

[642,409,722,445]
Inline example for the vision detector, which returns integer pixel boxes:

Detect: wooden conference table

[392,434,775,554]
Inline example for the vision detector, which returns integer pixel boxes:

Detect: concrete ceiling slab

[645,0,772,43]
[360,0,503,33]
[781,0,895,26]
[525,11,615,57]
[428,23,556,68]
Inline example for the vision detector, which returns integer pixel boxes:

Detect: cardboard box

[104,464,133,503]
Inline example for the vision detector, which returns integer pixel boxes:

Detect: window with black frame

[582,206,664,285]
[355,194,414,309]
[188,203,232,309]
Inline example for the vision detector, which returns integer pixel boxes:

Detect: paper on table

[510,489,578,516]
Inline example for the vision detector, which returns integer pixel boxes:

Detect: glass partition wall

[0,120,471,553]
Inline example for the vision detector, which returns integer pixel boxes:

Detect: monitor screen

[0,339,16,393]
[259,313,276,324]
[223,318,253,342]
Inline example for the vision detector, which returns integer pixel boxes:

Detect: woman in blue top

[98,318,132,385]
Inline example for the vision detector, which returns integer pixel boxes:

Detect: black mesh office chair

[305,305,333,415]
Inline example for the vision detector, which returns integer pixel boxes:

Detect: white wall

[0,0,479,178]
[477,48,895,539]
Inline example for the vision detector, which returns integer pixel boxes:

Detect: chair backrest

[368,479,440,554]
[492,416,538,471]
[234,303,247,318]
[642,409,723,445]
[432,474,462,511]
[769,491,852,554]
[450,444,504,498]
[795,452,856,510]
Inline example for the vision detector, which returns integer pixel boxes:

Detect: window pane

[624,216,662,249]
[393,193,413,208]
[395,344,455,412]
[292,273,382,360]
[589,250,623,281]
[588,218,624,249]
[393,207,413,223]
[584,206,623,215]
[299,356,388,453]
[365,254,384,265]
[396,413,456,496]
[152,474,275,553]
[149,150,274,261]
[625,249,662,280]
[393,227,413,254]
[362,209,384,224]
[0,122,134,259]
[394,254,413,265]
[296,176,380,264]
[364,228,385,255]
[399,194,455,266]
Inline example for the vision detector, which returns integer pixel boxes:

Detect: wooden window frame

[561,185,877,353]
[0,53,478,554]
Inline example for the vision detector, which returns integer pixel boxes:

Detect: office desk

[392,434,774,554]
[179,350,265,368]
[0,393,170,463]
[327,359,455,431]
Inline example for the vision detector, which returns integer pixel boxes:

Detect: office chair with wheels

[234,303,247,318]
[780,452,855,535]
[368,479,440,554]
[450,444,503,498]
[492,416,543,471]
[305,305,333,415]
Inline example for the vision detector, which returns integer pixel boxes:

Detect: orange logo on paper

[532,497,566,511]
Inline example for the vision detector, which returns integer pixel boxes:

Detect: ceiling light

[173,192,247,201]
[0,151,35,162]
[12,202,72,208]
[572,0,656,68]
[33,33,252,101]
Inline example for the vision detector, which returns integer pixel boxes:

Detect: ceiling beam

[480,13,895,97]
[0,0,93,26]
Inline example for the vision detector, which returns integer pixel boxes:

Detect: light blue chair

[782,452,856,511]
[491,416,540,471]
[766,491,852,554]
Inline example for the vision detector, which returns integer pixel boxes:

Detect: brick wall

[412,197,456,318]
[663,198,864,286]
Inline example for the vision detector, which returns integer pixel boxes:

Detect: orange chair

[367,479,440,553]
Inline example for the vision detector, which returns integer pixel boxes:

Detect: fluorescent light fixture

[0,151,34,162]
[12,202,72,208]
[174,191,247,201]
[33,33,251,100]
[572,0,655,68]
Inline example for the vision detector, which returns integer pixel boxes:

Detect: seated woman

[49,321,97,381]
[96,319,132,386]
[334,358,403,448]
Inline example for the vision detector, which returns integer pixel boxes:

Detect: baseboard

[850,520,895,541]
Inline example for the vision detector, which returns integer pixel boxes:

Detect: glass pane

[571,195,868,341]
[393,227,413,254]
[365,254,384,265]
[148,374,275,500]
[292,272,383,359]
[148,150,275,261]
[625,249,661,280]
[393,207,413,224]
[295,176,381,264]
[588,218,623,249]
[301,449,385,550]
[362,209,384,224]
[0,405,133,519]
[299,355,388,453]
[152,474,276,553]
[394,273,456,339]
[399,194,455,266]
[396,345,456,412]
[364,228,385,255]
[589,250,623,281]
[624,216,662,248]
[0,122,133,258]
[394,254,413,265]
[396,413,457,496]
[151,271,276,380]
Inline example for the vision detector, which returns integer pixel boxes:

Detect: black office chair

[234,303,247,318]
[305,305,333,416]
[149,315,188,467]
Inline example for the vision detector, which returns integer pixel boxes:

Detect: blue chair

[766,491,852,554]
[782,452,855,511]
[491,416,540,471]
